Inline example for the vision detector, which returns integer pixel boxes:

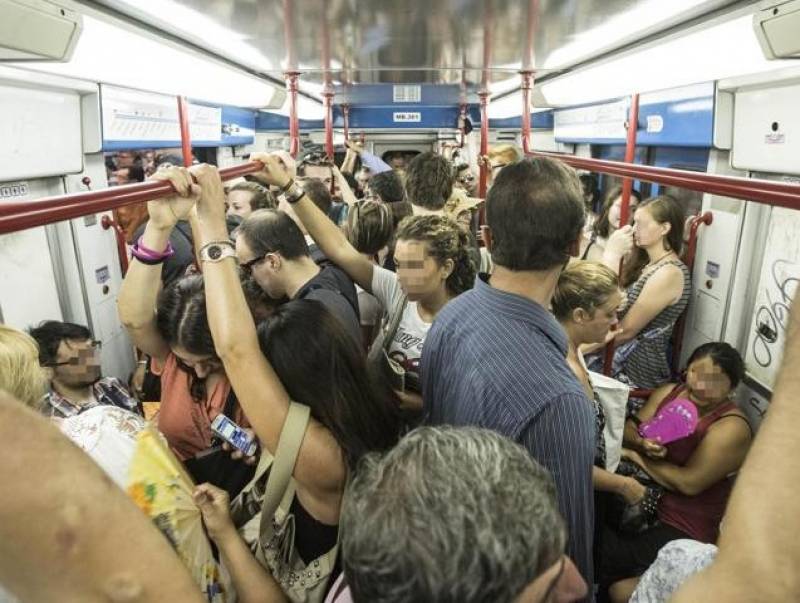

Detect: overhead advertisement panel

[100,84,253,150]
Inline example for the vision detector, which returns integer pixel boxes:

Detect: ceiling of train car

[91,0,741,100]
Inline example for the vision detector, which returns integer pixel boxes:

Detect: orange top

[153,354,241,461]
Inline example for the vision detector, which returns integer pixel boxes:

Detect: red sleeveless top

[656,384,749,543]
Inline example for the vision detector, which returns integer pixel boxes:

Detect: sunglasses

[46,340,102,367]
[240,252,273,276]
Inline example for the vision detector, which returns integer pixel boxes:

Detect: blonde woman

[551,262,645,503]
[0,325,46,409]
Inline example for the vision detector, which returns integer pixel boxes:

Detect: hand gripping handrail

[0,162,263,235]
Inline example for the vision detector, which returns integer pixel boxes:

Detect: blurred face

[356,169,371,191]
[632,206,668,249]
[456,209,473,232]
[575,290,624,345]
[394,239,452,302]
[226,190,255,220]
[686,355,733,405]
[304,165,338,199]
[236,235,285,300]
[171,345,223,380]
[607,196,639,230]
[116,152,135,168]
[52,339,102,388]
[514,556,588,603]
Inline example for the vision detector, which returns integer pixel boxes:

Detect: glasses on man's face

[46,340,102,367]
[240,253,270,276]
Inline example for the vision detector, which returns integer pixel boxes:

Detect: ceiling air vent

[0,0,82,61]
[754,0,800,59]
[393,85,421,103]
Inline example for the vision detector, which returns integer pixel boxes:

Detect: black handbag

[183,390,256,499]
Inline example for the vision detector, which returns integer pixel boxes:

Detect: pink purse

[638,398,699,444]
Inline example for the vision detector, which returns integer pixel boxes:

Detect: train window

[104,148,187,187]
[381,150,420,170]
[659,184,703,219]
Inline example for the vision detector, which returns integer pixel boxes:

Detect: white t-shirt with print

[356,284,381,327]
[371,266,432,390]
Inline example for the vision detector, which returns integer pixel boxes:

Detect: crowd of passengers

[0,140,762,603]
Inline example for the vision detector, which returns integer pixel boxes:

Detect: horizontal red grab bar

[530,151,800,210]
[0,162,263,235]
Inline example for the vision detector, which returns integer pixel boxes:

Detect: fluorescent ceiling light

[487,91,527,119]
[543,0,713,69]
[275,92,327,121]
[104,0,274,71]
[13,14,278,107]
[541,15,796,106]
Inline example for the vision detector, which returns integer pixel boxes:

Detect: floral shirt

[43,377,141,419]
[631,539,717,603]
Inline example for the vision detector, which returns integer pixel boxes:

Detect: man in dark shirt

[421,157,595,598]
[235,209,361,344]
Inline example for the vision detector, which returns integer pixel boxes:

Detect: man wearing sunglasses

[28,321,141,419]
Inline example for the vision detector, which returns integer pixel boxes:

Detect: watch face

[208,245,222,260]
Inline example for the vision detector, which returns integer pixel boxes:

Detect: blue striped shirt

[421,275,596,596]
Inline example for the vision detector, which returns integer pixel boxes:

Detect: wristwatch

[199,241,236,263]
[283,183,307,205]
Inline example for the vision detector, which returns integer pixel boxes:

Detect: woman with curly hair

[249,152,477,411]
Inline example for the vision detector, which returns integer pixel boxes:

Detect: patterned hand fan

[638,398,699,445]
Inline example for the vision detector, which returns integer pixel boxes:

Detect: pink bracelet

[134,236,175,260]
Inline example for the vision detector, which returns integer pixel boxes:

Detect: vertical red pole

[323,87,335,161]
[342,104,350,143]
[520,71,535,154]
[285,72,300,158]
[603,92,641,376]
[458,104,467,147]
[619,93,640,227]
[478,89,490,230]
[177,96,192,167]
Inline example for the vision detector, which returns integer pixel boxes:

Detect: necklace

[647,249,675,267]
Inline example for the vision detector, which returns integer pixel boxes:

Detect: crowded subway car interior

[2,0,800,601]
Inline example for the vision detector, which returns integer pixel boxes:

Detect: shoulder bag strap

[260,402,311,523]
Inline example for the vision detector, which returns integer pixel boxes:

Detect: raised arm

[250,152,375,292]
[671,299,800,602]
[117,168,198,363]
[0,393,204,603]
[189,164,346,511]
[333,164,358,207]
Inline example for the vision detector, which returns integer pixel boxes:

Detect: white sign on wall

[393,112,422,123]
[554,100,628,140]
[101,84,222,143]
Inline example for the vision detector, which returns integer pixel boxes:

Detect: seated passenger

[581,186,641,263]
[552,262,646,503]
[344,200,395,348]
[600,342,752,602]
[226,181,275,221]
[28,320,141,419]
[176,164,402,600]
[250,152,477,410]
[0,393,205,603]
[328,426,587,603]
[589,195,691,391]
[404,151,454,215]
[0,325,46,410]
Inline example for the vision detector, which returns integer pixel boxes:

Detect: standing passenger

[405,151,453,215]
[247,153,476,412]
[421,157,596,595]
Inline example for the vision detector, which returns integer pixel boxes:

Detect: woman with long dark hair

[154,165,402,603]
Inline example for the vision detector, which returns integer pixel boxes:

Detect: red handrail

[0,162,263,235]
[285,72,300,158]
[323,87,335,161]
[101,215,129,275]
[520,71,534,154]
[177,96,193,167]
[529,151,800,210]
[603,94,640,375]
